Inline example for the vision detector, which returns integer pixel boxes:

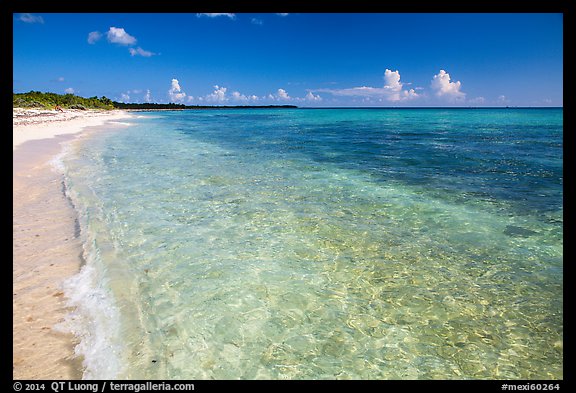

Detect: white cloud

[87,31,102,44]
[65,87,75,94]
[230,91,259,102]
[57,77,65,82]
[91,27,155,57]
[401,89,419,100]
[107,27,137,45]
[168,79,186,102]
[383,69,402,92]
[251,18,263,25]
[120,93,130,102]
[231,91,248,101]
[277,88,290,100]
[497,95,510,105]
[316,69,420,102]
[129,47,155,57]
[144,89,152,103]
[197,13,236,19]
[206,85,228,102]
[19,13,44,24]
[305,91,322,101]
[431,70,465,101]
[276,13,289,17]
[382,69,412,101]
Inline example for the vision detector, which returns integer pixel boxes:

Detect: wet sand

[13,109,131,379]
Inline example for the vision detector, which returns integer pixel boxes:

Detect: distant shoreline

[117,104,298,110]
[122,105,298,111]
[299,106,564,110]
[123,106,562,111]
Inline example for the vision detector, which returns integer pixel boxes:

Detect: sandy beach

[13,108,132,379]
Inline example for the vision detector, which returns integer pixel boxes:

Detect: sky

[13,13,563,107]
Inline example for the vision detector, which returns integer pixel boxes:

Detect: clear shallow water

[60,109,562,379]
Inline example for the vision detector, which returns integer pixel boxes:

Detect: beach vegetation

[13,91,115,110]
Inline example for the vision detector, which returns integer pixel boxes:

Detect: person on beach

[55,105,64,112]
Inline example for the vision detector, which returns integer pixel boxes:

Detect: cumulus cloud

[87,31,102,44]
[229,91,259,102]
[276,88,290,100]
[107,27,137,45]
[57,77,65,82]
[305,91,322,101]
[197,13,236,19]
[65,87,75,94]
[120,93,130,102]
[316,69,420,102]
[251,18,263,25]
[231,91,248,101]
[401,89,419,100]
[89,27,155,57]
[206,85,228,102]
[382,69,420,101]
[185,85,292,104]
[431,70,465,101]
[129,47,155,57]
[168,79,186,102]
[144,89,152,103]
[276,13,289,17]
[19,13,44,24]
[383,69,402,92]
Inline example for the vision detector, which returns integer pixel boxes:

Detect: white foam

[48,138,74,174]
[54,158,127,379]
[58,260,126,379]
[108,121,134,126]
[49,151,65,174]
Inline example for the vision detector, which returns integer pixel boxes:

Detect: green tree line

[13,91,115,110]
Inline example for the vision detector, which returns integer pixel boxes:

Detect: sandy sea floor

[13,108,131,379]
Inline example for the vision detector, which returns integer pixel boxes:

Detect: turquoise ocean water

[59,108,562,379]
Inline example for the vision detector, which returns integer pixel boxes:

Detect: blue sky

[13,13,563,106]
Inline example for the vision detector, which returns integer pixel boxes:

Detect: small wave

[54,156,126,379]
[48,140,74,174]
[57,261,125,379]
[108,121,134,126]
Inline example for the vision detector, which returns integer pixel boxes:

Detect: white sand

[13,108,132,149]
[13,108,133,379]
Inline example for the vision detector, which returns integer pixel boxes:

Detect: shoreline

[13,108,132,379]
[13,108,131,149]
